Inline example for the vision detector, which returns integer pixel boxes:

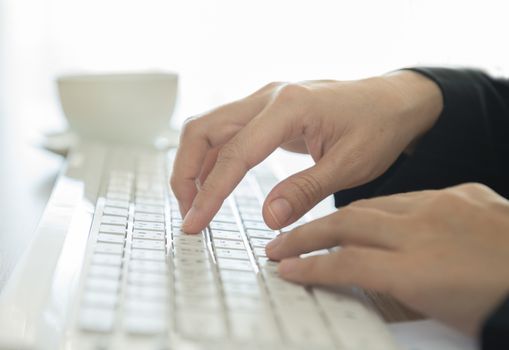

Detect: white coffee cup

[57,72,178,145]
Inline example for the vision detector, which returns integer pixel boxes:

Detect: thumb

[262,162,336,229]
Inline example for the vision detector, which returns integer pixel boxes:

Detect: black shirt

[333,67,509,349]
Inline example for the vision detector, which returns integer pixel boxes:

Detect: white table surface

[0,86,63,292]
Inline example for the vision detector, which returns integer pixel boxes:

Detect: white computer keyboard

[74,150,398,350]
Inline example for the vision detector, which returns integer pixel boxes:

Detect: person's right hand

[171,70,443,234]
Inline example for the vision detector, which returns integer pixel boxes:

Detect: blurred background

[0,0,508,287]
[1,0,508,132]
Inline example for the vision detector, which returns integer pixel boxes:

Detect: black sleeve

[482,296,509,350]
[334,67,509,205]
[331,67,509,348]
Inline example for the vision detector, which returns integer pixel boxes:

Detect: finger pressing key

[170,96,269,220]
[182,100,304,233]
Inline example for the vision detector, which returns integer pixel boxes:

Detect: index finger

[182,96,306,233]
[170,97,268,216]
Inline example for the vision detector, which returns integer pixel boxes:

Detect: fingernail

[265,235,283,252]
[182,206,197,231]
[279,258,298,276]
[268,198,293,227]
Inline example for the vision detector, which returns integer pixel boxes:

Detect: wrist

[380,70,444,153]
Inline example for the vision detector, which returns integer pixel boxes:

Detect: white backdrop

[1,0,508,131]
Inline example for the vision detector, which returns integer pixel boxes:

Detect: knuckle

[435,189,461,204]
[457,182,491,194]
[329,206,355,232]
[251,81,286,97]
[335,205,360,222]
[181,116,202,138]
[264,81,285,91]
[300,257,319,279]
[288,172,324,209]
[274,83,313,106]
[332,248,360,284]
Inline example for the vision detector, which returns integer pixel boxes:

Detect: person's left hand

[266,183,509,335]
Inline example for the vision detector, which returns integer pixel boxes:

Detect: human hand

[171,70,443,233]
[266,183,509,335]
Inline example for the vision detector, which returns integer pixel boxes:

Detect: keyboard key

[174,269,214,282]
[210,229,242,241]
[128,272,167,286]
[176,295,222,311]
[173,263,212,275]
[240,213,264,221]
[220,270,257,283]
[236,206,260,215]
[126,285,168,300]
[130,260,168,274]
[243,221,271,231]
[86,277,120,293]
[217,258,253,272]
[82,291,118,308]
[91,253,122,267]
[99,224,126,235]
[97,233,125,245]
[225,295,263,311]
[173,246,207,257]
[229,312,279,342]
[79,307,115,333]
[101,215,128,226]
[213,239,245,250]
[95,243,124,255]
[174,256,209,267]
[136,197,165,206]
[253,247,267,258]
[209,222,239,231]
[131,249,166,261]
[175,282,217,296]
[135,204,164,214]
[136,191,164,200]
[125,315,166,335]
[107,184,131,194]
[103,206,129,217]
[212,213,237,223]
[258,258,279,271]
[88,265,122,279]
[124,299,167,315]
[278,309,334,347]
[173,235,205,247]
[246,229,277,239]
[217,205,234,215]
[132,229,165,240]
[105,199,129,209]
[134,213,165,223]
[106,191,130,201]
[215,248,249,260]
[223,282,261,297]
[250,238,272,248]
[131,239,166,251]
[134,221,165,231]
[178,312,226,339]
[235,198,260,207]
